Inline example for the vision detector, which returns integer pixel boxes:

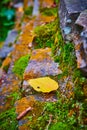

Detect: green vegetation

[0,1,87,130]
[24,6,33,16]
[31,8,87,129]
[55,0,59,4]
[0,0,15,41]
[34,19,58,49]
[3,64,10,73]
[50,122,71,130]
[13,54,30,78]
[40,7,57,16]
[29,96,87,130]
[7,92,21,105]
[0,108,18,130]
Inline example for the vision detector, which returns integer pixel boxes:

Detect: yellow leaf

[28,77,59,93]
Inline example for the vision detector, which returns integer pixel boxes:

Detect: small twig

[41,107,47,115]
[17,107,32,120]
[45,114,53,130]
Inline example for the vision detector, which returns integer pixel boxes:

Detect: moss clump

[13,54,30,78]
[0,108,18,130]
[50,122,71,130]
[40,7,57,16]
[34,19,58,49]
[24,6,33,16]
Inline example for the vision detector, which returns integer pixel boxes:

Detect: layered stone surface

[23,48,61,80]
[75,10,87,29]
[59,0,87,76]
[59,0,87,36]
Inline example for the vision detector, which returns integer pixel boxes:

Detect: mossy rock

[13,54,30,79]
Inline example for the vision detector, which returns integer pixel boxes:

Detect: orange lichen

[2,57,11,68]
[2,85,19,95]
[75,43,81,51]
[16,96,36,114]
[23,70,41,80]
[77,55,83,68]
[66,82,73,90]
[40,0,54,8]
[12,11,56,62]
[15,96,45,130]
[38,15,56,24]
[12,44,31,62]
[19,125,29,130]
[24,0,29,10]
[30,48,51,61]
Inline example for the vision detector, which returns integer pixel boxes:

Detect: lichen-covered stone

[15,96,45,130]
[23,48,61,80]
[0,72,20,112]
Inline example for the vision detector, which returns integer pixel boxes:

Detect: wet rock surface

[59,0,87,76]
[0,30,18,59]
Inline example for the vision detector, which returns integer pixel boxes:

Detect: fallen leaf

[28,77,59,93]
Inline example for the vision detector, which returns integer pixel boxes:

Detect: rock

[59,0,87,38]
[74,10,87,76]
[0,30,18,58]
[4,29,18,46]
[59,0,87,76]
[15,96,44,130]
[23,48,61,80]
[0,72,20,112]
[75,10,87,29]
[32,0,39,16]
[73,34,87,76]
[63,27,71,35]
[15,95,57,130]
[0,46,13,58]
[13,2,23,8]
[81,30,87,55]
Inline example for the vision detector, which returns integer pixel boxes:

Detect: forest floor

[0,0,87,130]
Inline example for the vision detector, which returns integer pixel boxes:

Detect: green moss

[12,54,30,78]
[40,7,57,16]
[7,92,21,105]
[34,19,58,49]
[0,108,18,130]
[24,6,33,16]
[3,65,9,72]
[49,122,71,130]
